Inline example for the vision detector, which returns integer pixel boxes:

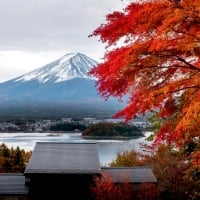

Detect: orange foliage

[89,0,200,148]
[90,172,159,200]
[192,151,200,165]
[90,172,134,200]
[109,144,199,199]
[138,183,160,200]
[0,143,32,173]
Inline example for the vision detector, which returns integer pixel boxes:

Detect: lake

[0,132,152,166]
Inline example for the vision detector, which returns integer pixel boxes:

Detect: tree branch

[175,56,200,72]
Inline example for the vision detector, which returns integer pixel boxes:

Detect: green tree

[82,122,142,137]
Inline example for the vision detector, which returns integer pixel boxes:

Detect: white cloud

[0,50,64,82]
[0,0,128,82]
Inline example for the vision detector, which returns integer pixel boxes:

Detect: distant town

[0,116,150,133]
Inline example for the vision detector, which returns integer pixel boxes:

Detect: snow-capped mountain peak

[15,52,98,83]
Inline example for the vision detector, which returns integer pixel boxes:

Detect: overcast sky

[0,0,129,82]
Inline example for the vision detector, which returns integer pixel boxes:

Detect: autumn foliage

[106,144,199,200]
[90,172,134,200]
[90,171,159,200]
[89,0,200,159]
[0,143,32,173]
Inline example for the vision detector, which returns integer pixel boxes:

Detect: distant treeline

[50,123,87,132]
[82,122,143,137]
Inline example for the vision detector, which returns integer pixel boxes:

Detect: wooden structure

[0,142,157,200]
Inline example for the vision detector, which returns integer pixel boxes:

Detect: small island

[82,122,144,139]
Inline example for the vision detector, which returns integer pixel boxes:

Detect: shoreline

[82,134,145,140]
[0,131,146,140]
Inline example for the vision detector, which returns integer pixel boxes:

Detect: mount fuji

[0,52,124,117]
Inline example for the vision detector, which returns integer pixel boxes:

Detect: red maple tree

[89,0,200,153]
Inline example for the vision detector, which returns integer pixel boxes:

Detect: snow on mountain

[0,52,125,117]
[14,52,98,83]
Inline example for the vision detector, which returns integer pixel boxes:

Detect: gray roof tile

[102,167,157,183]
[0,174,29,195]
[24,142,101,175]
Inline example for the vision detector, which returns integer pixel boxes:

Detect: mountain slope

[0,52,124,117]
[14,52,97,83]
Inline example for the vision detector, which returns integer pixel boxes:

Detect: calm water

[0,132,152,166]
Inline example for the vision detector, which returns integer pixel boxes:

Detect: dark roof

[102,167,157,183]
[24,142,101,175]
[0,174,29,195]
